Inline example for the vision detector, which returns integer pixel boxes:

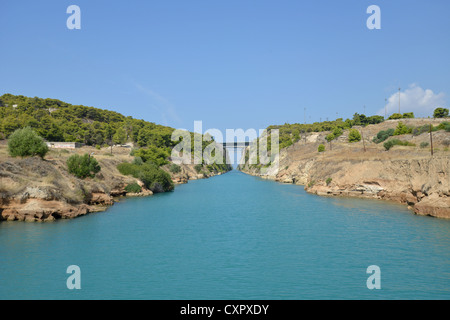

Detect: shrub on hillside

[412,125,432,136]
[325,133,335,143]
[8,127,49,159]
[318,144,325,152]
[393,122,412,135]
[132,146,170,167]
[124,182,142,193]
[169,163,181,173]
[194,164,203,173]
[433,107,449,118]
[117,162,174,192]
[388,113,403,120]
[133,156,144,165]
[420,142,429,148]
[348,129,361,142]
[373,128,395,143]
[332,127,343,137]
[384,139,415,151]
[138,165,174,192]
[117,162,140,176]
[67,154,101,179]
[402,112,415,119]
[436,122,450,132]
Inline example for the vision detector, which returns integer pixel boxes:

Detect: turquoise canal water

[1,170,449,299]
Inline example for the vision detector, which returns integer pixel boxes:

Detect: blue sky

[1,0,449,136]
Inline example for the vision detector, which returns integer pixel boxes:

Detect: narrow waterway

[1,170,449,299]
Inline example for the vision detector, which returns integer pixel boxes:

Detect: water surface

[1,171,449,299]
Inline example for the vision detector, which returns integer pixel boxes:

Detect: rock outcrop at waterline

[302,157,450,219]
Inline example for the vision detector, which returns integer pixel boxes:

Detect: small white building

[46,142,81,149]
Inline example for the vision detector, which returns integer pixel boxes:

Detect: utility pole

[430,124,434,156]
[364,105,366,115]
[304,107,306,125]
[361,129,366,152]
[398,88,401,114]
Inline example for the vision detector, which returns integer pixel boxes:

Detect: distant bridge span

[221,142,250,148]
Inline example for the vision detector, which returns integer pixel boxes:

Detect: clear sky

[1,0,449,136]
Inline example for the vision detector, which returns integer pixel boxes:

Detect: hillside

[0,94,232,222]
[0,141,229,222]
[239,118,450,219]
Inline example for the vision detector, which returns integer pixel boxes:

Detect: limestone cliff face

[0,150,229,222]
[0,156,132,222]
[165,163,228,185]
[303,157,450,219]
[239,120,450,219]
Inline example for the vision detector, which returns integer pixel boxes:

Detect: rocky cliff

[0,145,229,222]
[239,119,450,219]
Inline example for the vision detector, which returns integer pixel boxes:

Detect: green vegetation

[373,122,449,148]
[402,112,415,119]
[169,163,181,173]
[124,182,142,193]
[326,178,332,186]
[388,112,415,120]
[0,94,181,163]
[325,133,335,143]
[437,122,450,132]
[0,94,173,147]
[393,122,413,135]
[351,113,385,126]
[0,94,230,169]
[133,156,144,165]
[387,113,402,120]
[332,127,343,137]
[348,129,361,142]
[7,127,49,159]
[131,146,170,167]
[113,127,127,145]
[67,154,101,179]
[266,113,384,150]
[194,164,203,173]
[279,134,294,149]
[412,125,432,136]
[318,144,325,152]
[373,128,395,143]
[117,162,174,192]
[420,142,429,148]
[407,122,449,136]
[433,107,449,118]
[384,139,415,151]
[206,162,229,173]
